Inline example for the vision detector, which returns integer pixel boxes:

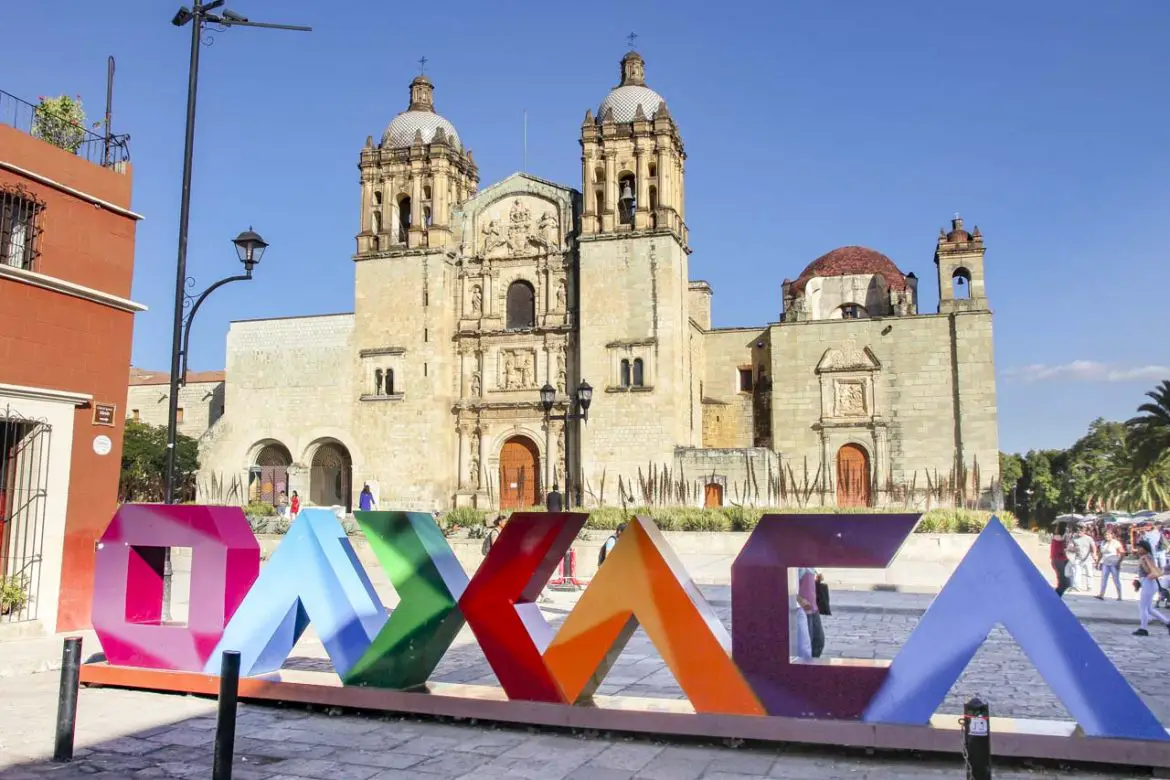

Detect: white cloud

[1004,361,1170,383]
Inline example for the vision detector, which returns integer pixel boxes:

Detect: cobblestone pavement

[277,590,1170,723]
[0,673,1139,779]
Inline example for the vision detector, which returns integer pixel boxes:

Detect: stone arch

[498,434,541,510]
[617,170,637,224]
[952,267,972,299]
[247,439,292,507]
[836,442,871,508]
[306,438,354,513]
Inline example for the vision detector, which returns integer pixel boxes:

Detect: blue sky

[3,1,1167,454]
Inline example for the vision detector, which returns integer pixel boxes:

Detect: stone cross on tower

[418,56,428,74]
[626,32,638,51]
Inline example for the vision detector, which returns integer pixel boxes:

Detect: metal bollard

[53,636,83,762]
[960,697,991,780]
[212,651,241,780]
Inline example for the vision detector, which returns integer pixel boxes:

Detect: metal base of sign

[78,663,1170,773]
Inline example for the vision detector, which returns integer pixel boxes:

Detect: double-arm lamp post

[163,1,310,506]
[539,381,593,510]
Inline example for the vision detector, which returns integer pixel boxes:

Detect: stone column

[635,146,650,229]
[457,425,466,489]
[477,428,487,499]
[544,420,554,491]
[604,154,617,231]
[874,426,888,506]
[656,145,669,215]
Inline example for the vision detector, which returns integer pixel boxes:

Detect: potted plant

[31,95,100,154]
[0,576,28,616]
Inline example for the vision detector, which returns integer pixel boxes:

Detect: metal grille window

[0,409,51,623]
[0,185,46,272]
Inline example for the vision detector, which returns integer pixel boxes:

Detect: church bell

[619,182,635,207]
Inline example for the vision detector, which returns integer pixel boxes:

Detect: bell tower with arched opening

[580,51,686,241]
[356,74,478,255]
[934,215,988,313]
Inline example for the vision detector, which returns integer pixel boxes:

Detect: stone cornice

[0,264,147,313]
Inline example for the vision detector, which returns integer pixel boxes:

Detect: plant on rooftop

[32,94,99,154]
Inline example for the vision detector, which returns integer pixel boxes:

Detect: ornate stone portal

[834,380,867,417]
[481,199,559,258]
[500,348,537,390]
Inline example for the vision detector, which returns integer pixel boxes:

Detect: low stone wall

[242,529,1051,592]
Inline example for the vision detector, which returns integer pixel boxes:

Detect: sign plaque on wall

[93,403,117,427]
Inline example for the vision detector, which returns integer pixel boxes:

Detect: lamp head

[232,227,268,271]
[539,383,556,413]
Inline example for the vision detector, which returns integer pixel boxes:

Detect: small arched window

[618,172,637,224]
[372,210,382,234]
[385,368,395,395]
[632,358,645,387]
[423,206,433,227]
[839,303,868,319]
[620,359,631,388]
[373,191,382,206]
[374,368,384,395]
[423,185,432,201]
[952,267,972,299]
[506,280,536,330]
[396,195,411,243]
[648,162,657,179]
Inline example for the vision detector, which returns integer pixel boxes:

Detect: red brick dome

[791,246,908,294]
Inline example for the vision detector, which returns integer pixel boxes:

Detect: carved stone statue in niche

[556,352,566,393]
[834,380,867,417]
[468,453,480,489]
[555,278,567,311]
[481,219,505,255]
[470,371,481,398]
[507,199,533,256]
[470,284,483,316]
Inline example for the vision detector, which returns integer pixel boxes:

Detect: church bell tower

[580,51,686,245]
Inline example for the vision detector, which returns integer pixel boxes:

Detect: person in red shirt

[1050,521,1071,597]
[289,490,300,518]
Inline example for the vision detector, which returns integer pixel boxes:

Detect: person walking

[1095,528,1125,601]
[289,490,301,518]
[1072,528,1094,592]
[482,514,505,555]
[597,523,626,566]
[1050,522,1071,597]
[1133,539,1170,637]
[358,484,376,512]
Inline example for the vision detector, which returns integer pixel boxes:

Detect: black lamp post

[163,1,310,506]
[540,380,593,509]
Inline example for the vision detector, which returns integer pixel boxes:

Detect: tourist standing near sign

[797,567,824,658]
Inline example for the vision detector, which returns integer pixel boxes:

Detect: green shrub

[244,501,277,517]
[443,506,488,531]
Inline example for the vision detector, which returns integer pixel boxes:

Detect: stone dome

[791,246,908,294]
[598,85,665,123]
[381,75,462,150]
[382,110,461,150]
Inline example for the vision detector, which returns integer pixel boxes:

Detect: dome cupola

[382,75,462,150]
[597,51,667,123]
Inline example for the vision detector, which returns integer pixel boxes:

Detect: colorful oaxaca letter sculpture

[92,503,259,671]
[89,506,1169,743]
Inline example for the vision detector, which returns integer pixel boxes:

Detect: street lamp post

[540,381,593,510]
[164,0,311,506]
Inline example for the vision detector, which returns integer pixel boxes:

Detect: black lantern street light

[540,380,593,510]
[163,1,310,507]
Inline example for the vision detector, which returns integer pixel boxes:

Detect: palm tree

[1127,380,1170,470]
[1092,440,1170,512]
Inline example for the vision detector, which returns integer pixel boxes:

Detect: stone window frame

[605,340,655,393]
[359,347,406,402]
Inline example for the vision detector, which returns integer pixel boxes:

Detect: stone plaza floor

[0,586,1164,778]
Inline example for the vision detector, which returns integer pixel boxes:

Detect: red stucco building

[0,90,143,633]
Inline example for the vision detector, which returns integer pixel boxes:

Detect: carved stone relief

[556,351,567,393]
[470,371,482,398]
[469,283,483,316]
[834,380,867,417]
[817,344,879,373]
[555,278,567,311]
[480,198,559,258]
[499,348,537,390]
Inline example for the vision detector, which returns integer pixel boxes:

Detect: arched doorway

[704,482,724,508]
[498,436,541,510]
[836,443,871,508]
[250,441,291,507]
[309,441,353,512]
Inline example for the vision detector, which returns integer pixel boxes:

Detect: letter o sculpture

[92,504,260,671]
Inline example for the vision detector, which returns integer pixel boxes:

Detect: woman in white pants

[1134,539,1170,637]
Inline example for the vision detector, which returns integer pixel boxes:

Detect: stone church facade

[196,51,1000,513]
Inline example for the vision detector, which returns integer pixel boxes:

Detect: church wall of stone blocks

[194,51,1000,514]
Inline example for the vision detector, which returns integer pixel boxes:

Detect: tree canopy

[119,420,200,502]
[1004,384,1170,527]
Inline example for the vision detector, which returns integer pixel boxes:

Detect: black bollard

[961,697,991,780]
[53,636,83,762]
[212,651,241,780]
